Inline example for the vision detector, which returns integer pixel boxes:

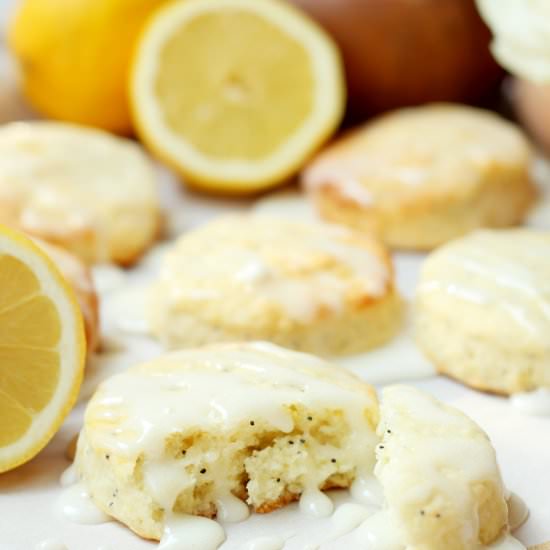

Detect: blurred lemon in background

[8,0,167,134]
[130,0,345,193]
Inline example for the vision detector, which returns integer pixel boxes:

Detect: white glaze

[158,513,225,550]
[326,502,373,541]
[299,487,334,518]
[85,342,378,461]
[303,159,374,207]
[0,122,158,263]
[82,342,377,542]
[376,386,509,550]
[242,535,285,550]
[59,463,78,487]
[318,175,374,206]
[485,534,527,550]
[339,308,435,385]
[418,231,550,340]
[153,216,390,325]
[35,540,67,550]
[511,389,550,416]
[215,493,250,523]
[350,474,385,507]
[56,483,111,525]
[508,492,530,531]
[354,510,403,550]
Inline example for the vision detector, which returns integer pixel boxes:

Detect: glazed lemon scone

[148,215,402,356]
[35,239,99,352]
[303,103,536,250]
[373,385,509,550]
[0,121,161,264]
[74,342,379,540]
[415,229,550,395]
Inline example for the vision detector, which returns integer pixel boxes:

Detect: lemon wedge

[130,0,345,193]
[0,225,85,473]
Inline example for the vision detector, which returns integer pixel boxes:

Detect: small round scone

[415,229,550,395]
[75,342,379,540]
[373,385,509,550]
[35,238,100,352]
[0,121,161,264]
[148,215,402,356]
[303,103,536,250]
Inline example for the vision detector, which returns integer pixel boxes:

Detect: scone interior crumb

[161,405,362,514]
[77,404,376,539]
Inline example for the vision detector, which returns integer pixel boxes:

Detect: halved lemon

[130,0,345,193]
[0,225,85,473]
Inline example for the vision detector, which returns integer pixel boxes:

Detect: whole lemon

[9,0,167,134]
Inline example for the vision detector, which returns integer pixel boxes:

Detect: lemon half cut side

[131,0,345,193]
[0,225,85,473]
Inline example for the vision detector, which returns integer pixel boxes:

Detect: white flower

[477,0,550,83]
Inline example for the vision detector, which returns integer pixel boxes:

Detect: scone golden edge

[303,103,536,250]
[75,342,380,540]
[147,215,402,356]
[73,343,514,548]
[415,229,550,395]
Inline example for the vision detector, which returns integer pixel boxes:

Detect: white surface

[1,179,550,549]
[1,6,550,548]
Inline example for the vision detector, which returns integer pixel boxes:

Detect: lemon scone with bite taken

[35,239,99,352]
[303,103,536,250]
[75,342,379,540]
[372,385,509,550]
[415,229,550,395]
[148,215,402,357]
[0,121,161,265]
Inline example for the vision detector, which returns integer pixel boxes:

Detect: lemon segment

[0,226,85,473]
[131,0,345,193]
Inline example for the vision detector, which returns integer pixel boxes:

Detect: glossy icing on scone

[304,104,536,250]
[148,215,402,356]
[75,342,379,540]
[375,386,508,550]
[0,122,161,264]
[415,229,550,394]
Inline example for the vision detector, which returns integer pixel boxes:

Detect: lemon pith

[0,225,85,472]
